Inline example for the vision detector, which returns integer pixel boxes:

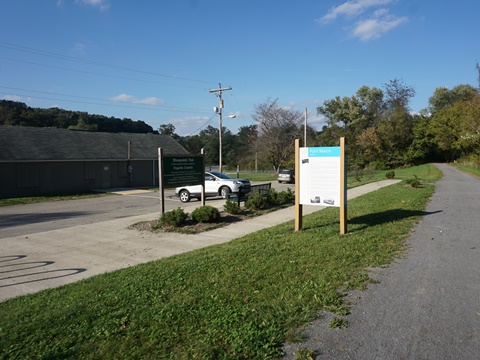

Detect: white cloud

[1,94,32,102]
[135,97,165,106]
[110,93,165,106]
[352,11,408,41]
[316,0,407,41]
[75,0,110,11]
[318,0,393,24]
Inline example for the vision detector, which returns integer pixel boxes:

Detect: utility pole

[209,83,232,173]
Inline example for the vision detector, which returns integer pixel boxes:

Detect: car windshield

[209,171,232,179]
[280,170,291,174]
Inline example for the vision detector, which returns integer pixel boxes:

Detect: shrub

[266,188,281,206]
[385,170,395,179]
[276,191,291,205]
[245,191,267,210]
[192,205,220,223]
[224,199,240,214]
[350,165,363,182]
[267,188,294,206]
[160,208,188,227]
[285,188,295,201]
[405,175,422,188]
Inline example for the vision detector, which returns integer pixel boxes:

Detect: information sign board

[162,155,203,187]
[299,146,341,207]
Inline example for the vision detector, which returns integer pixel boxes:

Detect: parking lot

[0,181,294,239]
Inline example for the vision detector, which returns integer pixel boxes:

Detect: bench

[227,182,272,206]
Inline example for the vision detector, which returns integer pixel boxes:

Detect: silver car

[175,171,251,202]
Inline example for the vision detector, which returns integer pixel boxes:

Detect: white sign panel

[299,146,341,207]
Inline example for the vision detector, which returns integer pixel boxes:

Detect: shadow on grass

[349,209,442,230]
[302,209,442,232]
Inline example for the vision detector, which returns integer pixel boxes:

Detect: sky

[0,0,479,136]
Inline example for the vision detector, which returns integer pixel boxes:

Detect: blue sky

[1,0,478,136]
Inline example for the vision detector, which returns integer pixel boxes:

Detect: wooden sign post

[295,137,347,234]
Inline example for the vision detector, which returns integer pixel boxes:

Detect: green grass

[453,164,480,178]
[347,163,442,188]
[0,175,437,359]
[227,171,277,181]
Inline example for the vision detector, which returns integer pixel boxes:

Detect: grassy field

[233,163,440,186]
[0,165,441,359]
[453,164,480,178]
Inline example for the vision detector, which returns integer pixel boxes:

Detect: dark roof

[0,126,189,162]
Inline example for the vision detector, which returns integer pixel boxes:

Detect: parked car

[277,169,295,184]
[175,171,251,202]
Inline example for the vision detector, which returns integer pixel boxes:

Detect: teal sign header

[308,147,340,157]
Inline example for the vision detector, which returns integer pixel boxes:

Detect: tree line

[163,78,480,172]
[0,100,154,133]
[2,74,480,172]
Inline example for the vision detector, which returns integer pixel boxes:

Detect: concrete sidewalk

[1,180,399,302]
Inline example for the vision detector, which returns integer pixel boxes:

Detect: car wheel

[179,189,191,202]
[220,186,231,198]
[278,180,282,183]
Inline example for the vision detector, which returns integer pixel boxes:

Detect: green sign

[162,155,203,187]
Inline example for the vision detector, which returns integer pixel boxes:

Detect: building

[0,126,189,198]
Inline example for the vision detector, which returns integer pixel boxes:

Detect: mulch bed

[128,211,253,234]
[129,202,294,234]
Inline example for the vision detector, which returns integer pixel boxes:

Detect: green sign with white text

[162,155,203,187]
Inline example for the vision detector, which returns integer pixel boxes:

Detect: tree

[429,96,480,160]
[199,125,220,166]
[317,86,385,166]
[428,84,479,115]
[158,123,181,141]
[252,98,303,172]
[383,78,415,111]
[235,125,258,169]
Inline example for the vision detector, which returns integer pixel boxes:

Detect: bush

[405,175,422,188]
[224,199,240,214]
[267,188,294,206]
[285,188,295,201]
[266,188,282,206]
[245,191,267,210]
[160,208,188,227]
[276,191,291,205]
[192,205,220,223]
[385,170,395,179]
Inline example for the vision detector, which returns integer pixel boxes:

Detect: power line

[0,41,213,85]
[186,114,217,136]
[0,85,211,114]
[0,56,207,90]
[1,92,211,114]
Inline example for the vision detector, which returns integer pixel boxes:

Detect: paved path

[284,164,480,359]
[0,180,397,302]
